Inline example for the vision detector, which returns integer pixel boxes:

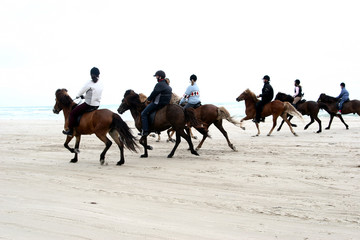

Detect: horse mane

[55,88,73,107]
[139,93,147,103]
[319,93,337,103]
[244,89,259,103]
[124,89,142,105]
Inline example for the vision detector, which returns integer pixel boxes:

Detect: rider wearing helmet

[179,74,201,109]
[293,79,303,105]
[140,70,172,136]
[63,67,103,136]
[254,75,274,123]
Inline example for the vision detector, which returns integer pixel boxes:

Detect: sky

[1,0,360,107]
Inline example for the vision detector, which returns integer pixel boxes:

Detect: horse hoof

[116,161,124,166]
[167,154,174,158]
[325,127,330,130]
[191,151,199,156]
[241,127,246,130]
[100,159,105,165]
[146,145,153,150]
[70,159,77,163]
[291,124,297,127]
[293,133,298,136]
[231,145,237,152]
[316,130,321,133]
[140,154,148,158]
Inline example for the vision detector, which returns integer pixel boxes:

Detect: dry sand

[0,115,359,240]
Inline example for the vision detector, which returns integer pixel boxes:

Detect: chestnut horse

[317,93,360,130]
[117,90,206,158]
[53,89,137,165]
[275,92,322,133]
[236,89,303,136]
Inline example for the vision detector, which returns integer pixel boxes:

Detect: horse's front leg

[139,136,148,158]
[240,115,253,130]
[267,115,278,136]
[325,115,335,130]
[337,115,349,129]
[69,135,81,163]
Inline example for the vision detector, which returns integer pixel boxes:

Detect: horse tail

[111,114,138,152]
[283,102,304,121]
[184,108,209,137]
[217,106,240,126]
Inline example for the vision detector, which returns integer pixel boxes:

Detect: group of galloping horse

[53,88,360,166]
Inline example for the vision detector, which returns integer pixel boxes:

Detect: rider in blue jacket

[336,82,349,114]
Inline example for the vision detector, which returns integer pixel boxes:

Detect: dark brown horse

[53,89,137,165]
[275,92,322,133]
[117,90,206,158]
[236,89,303,136]
[317,93,360,129]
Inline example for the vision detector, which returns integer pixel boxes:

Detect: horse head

[53,88,72,114]
[118,89,142,114]
[317,93,337,103]
[236,89,258,102]
[275,92,293,102]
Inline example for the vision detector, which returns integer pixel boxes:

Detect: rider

[293,79,303,105]
[140,70,172,137]
[179,74,201,109]
[63,67,103,136]
[254,75,274,123]
[336,82,349,114]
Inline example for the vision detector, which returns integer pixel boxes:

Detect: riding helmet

[154,70,166,79]
[90,67,100,76]
[263,75,270,81]
[340,82,345,87]
[190,74,197,81]
[295,79,300,85]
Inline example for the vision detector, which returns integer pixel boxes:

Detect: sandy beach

[0,115,359,240]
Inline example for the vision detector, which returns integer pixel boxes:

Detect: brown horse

[275,92,322,133]
[117,90,206,158]
[317,93,360,130]
[53,89,137,165]
[236,89,303,136]
[170,104,239,151]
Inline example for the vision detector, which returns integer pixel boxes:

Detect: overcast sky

[1,0,360,107]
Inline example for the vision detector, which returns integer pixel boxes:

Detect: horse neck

[62,103,76,120]
[129,105,143,130]
[244,97,256,108]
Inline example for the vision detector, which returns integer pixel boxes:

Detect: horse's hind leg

[267,116,278,136]
[315,115,322,133]
[281,114,297,136]
[139,136,149,158]
[96,133,112,165]
[109,130,125,165]
[180,129,199,156]
[214,120,236,151]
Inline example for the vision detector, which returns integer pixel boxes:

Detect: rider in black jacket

[254,75,274,123]
[140,70,172,136]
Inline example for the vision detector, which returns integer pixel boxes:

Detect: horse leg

[109,130,125,166]
[139,136,148,158]
[179,129,199,156]
[304,116,314,130]
[314,115,322,133]
[195,132,207,151]
[167,131,181,158]
[96,133,112,165]
[189,127,197,140]
[240,116,253,130]
[64,135,80,163]
[281,114,297,136]
[267,115,279,136]
[166,128,176,143]
[214,120,237,151]
[337,115,349,129]
[156,133,161,142]
[325,115,334,130]
[277,119,285,132]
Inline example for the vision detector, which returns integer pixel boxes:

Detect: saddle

[148,104,167,126]
[74,106,99,127]
[192,102,202,109]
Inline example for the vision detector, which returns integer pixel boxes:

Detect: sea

[0,102,247,121]
[0,101,342,121]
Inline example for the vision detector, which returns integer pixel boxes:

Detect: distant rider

[179,74,201,109]
[293,79,303,105]
[336,82,349,114]
[63,67,103,136]
[140,70,172,137]
[254,75,274,123]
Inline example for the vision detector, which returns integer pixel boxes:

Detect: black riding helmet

[263,75,270,81]
[90,67,100,76]
[295,79,300,85]
[154,70,166,79]
[190,74,197,81]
